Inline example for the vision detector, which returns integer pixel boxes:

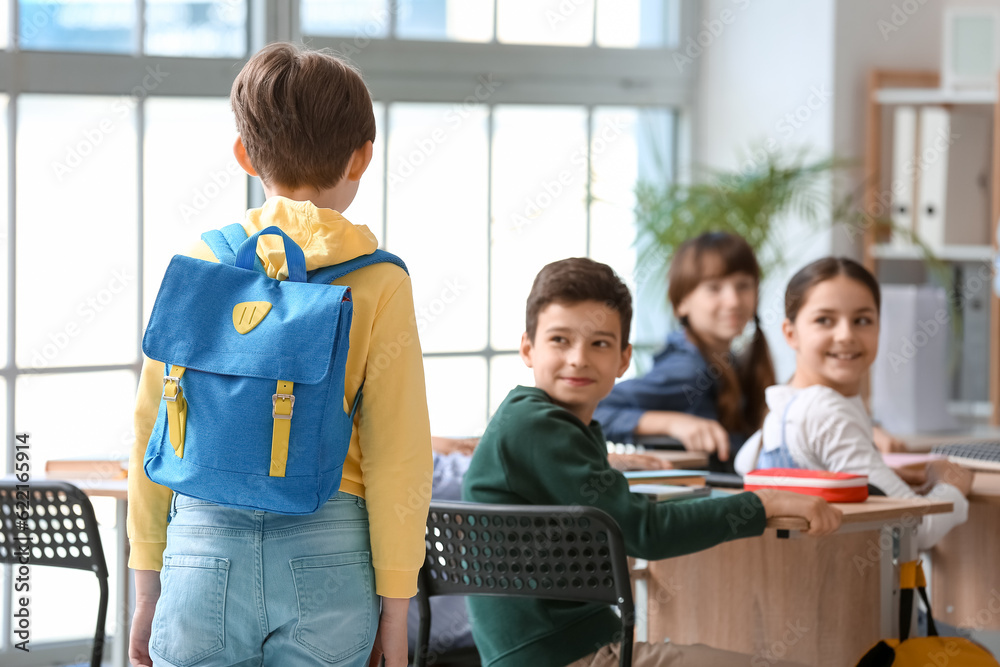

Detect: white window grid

[0,0,696,659]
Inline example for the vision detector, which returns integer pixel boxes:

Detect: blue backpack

[142,224,406,514]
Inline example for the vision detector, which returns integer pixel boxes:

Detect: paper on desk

[881,452,945,467]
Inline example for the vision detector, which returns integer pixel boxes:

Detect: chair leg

[92,575,109,667]
[619,619,634,667]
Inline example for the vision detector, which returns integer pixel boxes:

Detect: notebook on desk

[930,442,1000,472]
[623,470,708,487]
[630,484,712,501]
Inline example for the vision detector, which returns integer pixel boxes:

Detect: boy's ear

[233,136,258,177]
[617,343,632,378]
[518,332,534,368]
[781,318,797,349]
[345,141,374,182]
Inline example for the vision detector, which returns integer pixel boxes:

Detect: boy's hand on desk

[608,453,674,471]
[873,426,909,453]
[925,460,974,496]
[754,490,843,537]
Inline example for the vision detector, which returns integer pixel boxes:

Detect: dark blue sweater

[594,330,748,465]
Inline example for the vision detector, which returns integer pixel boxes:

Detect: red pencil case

[743,468,869,503]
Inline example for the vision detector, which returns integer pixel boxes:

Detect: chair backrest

[0,479,110,667]
[417,500,634,667]
[0,480,109,578]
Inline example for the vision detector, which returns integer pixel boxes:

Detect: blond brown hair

[668,232,775,433]
[231,42,376,189]
[526,258,632,350]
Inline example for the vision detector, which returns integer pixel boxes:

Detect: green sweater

[462,386,768,667]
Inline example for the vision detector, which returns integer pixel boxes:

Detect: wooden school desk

[929,471,1000,630]
[894,432,1000,631]
[633,495,952,667]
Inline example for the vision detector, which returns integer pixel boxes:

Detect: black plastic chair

[0,480,109,667]
[414,501,634,667]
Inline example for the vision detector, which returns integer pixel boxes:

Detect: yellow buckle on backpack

[272,393,295,419]
[162,375,182,402]
[162,367,187,457]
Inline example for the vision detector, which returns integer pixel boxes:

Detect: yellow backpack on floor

[855,561,999,666]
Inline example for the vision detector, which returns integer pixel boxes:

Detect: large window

[1,0,690,659]
[301,0,673,47]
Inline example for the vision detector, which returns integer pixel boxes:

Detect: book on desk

[629,484,712,501]
[623,470,708,486]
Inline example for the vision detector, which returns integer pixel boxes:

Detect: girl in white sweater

[734,257,971,549]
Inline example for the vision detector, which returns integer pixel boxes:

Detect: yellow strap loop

[163,366,187,458]
[270,380,294,477]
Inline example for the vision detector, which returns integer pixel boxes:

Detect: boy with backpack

[127,43,432,667]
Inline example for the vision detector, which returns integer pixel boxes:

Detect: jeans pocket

[151,555,229,667]
[290,551,377,663]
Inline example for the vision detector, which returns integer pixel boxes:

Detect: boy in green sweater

[462,257,842,667]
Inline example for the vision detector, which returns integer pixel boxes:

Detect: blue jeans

[149,491,379,667]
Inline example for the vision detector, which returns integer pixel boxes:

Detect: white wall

[692,0,998,381]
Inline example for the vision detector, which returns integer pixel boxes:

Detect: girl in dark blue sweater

[595,232,775,470]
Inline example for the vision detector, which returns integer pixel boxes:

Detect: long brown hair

[667,232,775,432]
[785,257,881,322]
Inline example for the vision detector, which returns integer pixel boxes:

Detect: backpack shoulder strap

[201,224,265,273]
[201,222,264,273]
[307,250,407,423]
[307,249,409,284]
[751,393,800,470]
[201,223,245,264]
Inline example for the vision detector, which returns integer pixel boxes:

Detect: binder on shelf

[913,107,992,251]
[890,106,917,249]
[917,107,949,249]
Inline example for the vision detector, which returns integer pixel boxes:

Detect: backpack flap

[141,254,356,514]
[143,255,349,383]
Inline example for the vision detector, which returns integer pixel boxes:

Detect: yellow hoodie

[127,197,433,598]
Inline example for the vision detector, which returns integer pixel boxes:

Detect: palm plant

[634,151,853,280]
[632,147,956,348]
